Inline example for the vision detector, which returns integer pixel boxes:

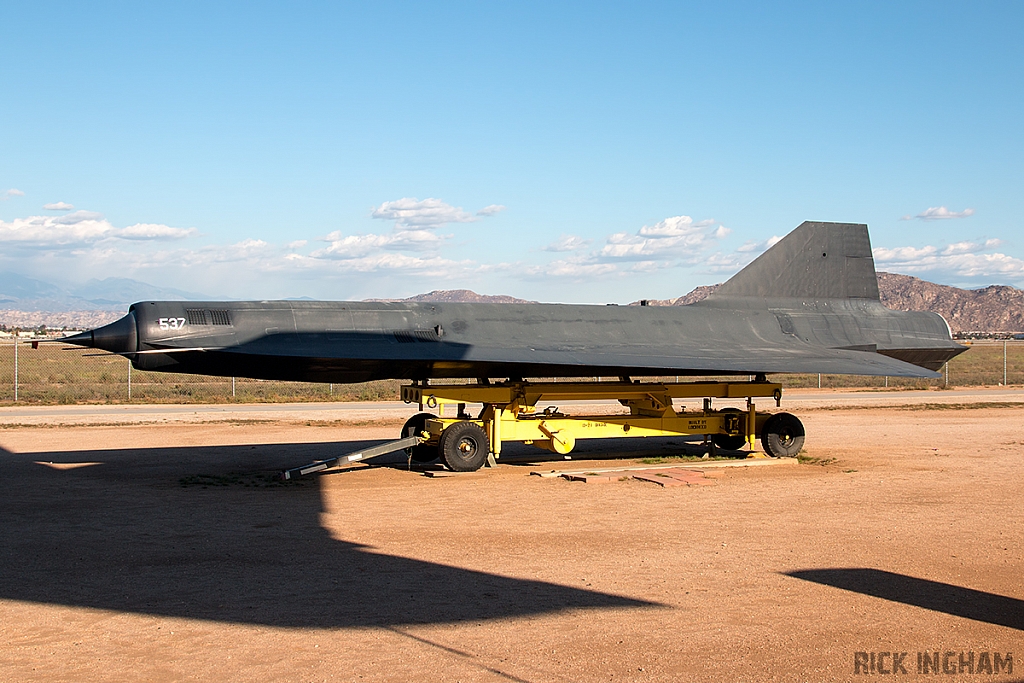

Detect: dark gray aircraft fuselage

[65,222,966,382]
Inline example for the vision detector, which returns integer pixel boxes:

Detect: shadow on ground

[786,568,1024,631]
[325,433,747,471]
[0,439,655,628]
[460,435,747,469]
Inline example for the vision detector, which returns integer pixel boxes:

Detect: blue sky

[1,2,1022,302]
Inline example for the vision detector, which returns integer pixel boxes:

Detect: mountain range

[0,272,213,312]
[365,289,534,304]
[1,273,1021,333]
[631,272,1024,334]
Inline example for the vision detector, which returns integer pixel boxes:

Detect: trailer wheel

[439,421,490,472]
[761,412,804,458]
[712,408,747,451]
[402,412,439,463]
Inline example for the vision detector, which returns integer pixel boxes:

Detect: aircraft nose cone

[63,312,138,354]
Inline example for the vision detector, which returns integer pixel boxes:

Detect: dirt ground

[0,400,1022,682]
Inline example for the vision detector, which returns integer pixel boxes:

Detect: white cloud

[10,197,1017,302]
[517,213,729,283]
[0,205,490,297]
[637,215,706,237]
[319,252,476,276]
[119,223,198,240]
[54,210,104,224]
[309,196,506,265]
[941,241,980,255]
[900,206,975,221]
[874,239,1024,280]
[1,189,25,201]
[524,258,619,279]
[543,234,591,252]
[0,211,197,247]
[371,197,501,229]
[314,229,448,259]
[476,204,507,217]
[598,215,727,261]
[224,239,270,257]
[703,251,751,273]
[272,248,480,278]
[873,245,937,261]
[736,235,782,253]
[629,260,665,273]
[43,202,74,211]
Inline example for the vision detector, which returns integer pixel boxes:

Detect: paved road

[1,386,1022,424]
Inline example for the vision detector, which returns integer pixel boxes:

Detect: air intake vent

[210,309,232,326]
[186,309,208,325]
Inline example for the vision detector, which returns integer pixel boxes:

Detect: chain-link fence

[785,339,1024,389]
[0,339,401,404]
[0,338,1021,405]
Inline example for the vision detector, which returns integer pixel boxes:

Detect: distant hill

[631,285,720,307]
[876,272,1024,334]
[0,272,213,312]
[366,289,536,304]
[5,276,1021,334]
[0,285,536,329]
[0,310,125,330]
[631,273,1024,334]
[0,272,218,330]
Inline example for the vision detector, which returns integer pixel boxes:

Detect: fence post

[13,332,18,403]
[232,376,236,398]
[127,360,131,401]
[944,362,948,388]
[817,373,821,389]
[1004,340,1008,386]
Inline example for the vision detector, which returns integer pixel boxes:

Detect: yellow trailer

[398,379,804,471]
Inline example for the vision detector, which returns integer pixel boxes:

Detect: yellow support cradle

[400,379,785,462]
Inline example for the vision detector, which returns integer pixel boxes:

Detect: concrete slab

[631,472,690,487]
[561,473,619,484]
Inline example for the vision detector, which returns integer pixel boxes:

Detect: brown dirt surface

[1,403,1022,682]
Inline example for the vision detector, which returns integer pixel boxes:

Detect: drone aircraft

[62,221,966,471]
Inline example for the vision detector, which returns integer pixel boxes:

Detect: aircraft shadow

[785,568,1024,631]
[0,441,655,628]
[476,435,746,468]
[334,435,745,470]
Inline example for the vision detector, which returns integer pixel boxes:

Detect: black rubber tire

[438,421,490,472]
[401,412,439,463]
[760,412,805,458]
[712,408,747,451]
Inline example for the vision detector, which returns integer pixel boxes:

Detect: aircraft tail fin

[709,221,880,301]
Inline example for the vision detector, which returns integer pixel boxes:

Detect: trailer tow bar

[280,435,423,480]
